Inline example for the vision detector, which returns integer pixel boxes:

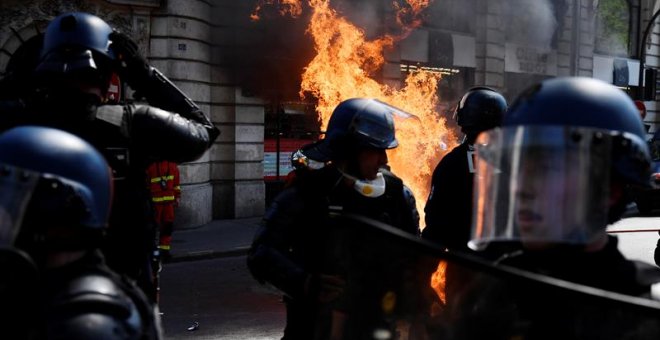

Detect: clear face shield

[0,166,39,247]
[469,126,615,250]
[0,166,40,334]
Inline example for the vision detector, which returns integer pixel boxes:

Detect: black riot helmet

[304,98,413,162]
[454,86,507,136]
[0,126,112,252]
[470,77,651,250]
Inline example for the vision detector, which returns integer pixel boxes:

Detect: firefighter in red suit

[147,161,181,260]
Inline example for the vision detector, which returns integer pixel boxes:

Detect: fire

[430,260,447,305]
[300,0,456,228]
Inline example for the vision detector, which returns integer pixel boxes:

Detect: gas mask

[340,170,386,198]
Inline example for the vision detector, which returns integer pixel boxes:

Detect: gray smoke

[506,0,559,52]
[334,0,383,38]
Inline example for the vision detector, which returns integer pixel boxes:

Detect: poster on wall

[505,43,557,76]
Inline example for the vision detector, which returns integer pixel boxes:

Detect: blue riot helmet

[504,77,650,187]
[34,13,118,120]
[470,77,651,250]
[41,12,115,60]
[37,12,115,76]
[0,126,112,252]
[453,86,507,140]
[305,98,412,162]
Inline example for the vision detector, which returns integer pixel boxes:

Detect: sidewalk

[167,217,262,263]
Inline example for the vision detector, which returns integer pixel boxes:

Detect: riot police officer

[247,98,418,340]
[423,87,507,252]
[0,126,160,339]
[469,77,660,296]
[0,12,219,300]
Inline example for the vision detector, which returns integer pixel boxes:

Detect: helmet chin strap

[338,169,386,198]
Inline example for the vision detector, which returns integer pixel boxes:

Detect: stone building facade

[392,0,659,134]
[2,0,660,227]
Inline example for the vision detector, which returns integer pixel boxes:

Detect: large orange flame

[300,0,457,228]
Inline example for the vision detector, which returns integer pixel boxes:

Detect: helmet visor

[35,49,112,90]
[0,166,39,246]
[351,100,411,149]
[469,126,612,250]
[37,49,97,74]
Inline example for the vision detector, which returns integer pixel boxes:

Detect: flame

[251,0,303,21]
[300,0,457,228]
[394,0,431,28]
[430,260,447,305]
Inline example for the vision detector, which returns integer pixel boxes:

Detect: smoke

[232,1,315,101]
[506,0,559,52]
[333,0,383,38]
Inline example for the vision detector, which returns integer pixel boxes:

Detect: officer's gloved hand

[304,273,345,303]
[109,30,150,91]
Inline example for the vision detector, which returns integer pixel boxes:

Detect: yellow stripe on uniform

[150,175,175,183]
[152,196,176,202]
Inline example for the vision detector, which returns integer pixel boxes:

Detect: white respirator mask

[340,170,386,198]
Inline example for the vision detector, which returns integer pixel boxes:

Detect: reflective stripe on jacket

[146,161,180,204]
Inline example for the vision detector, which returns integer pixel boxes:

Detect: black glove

[109,30,150,88]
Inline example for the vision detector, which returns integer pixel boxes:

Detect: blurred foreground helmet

[0,126,112,250]
[304,98,412,161]
[37,12,115,82]
[454,86,507,134]
[469,77,651,250]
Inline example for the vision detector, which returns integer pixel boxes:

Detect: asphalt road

[608,214,660,266]
[159,256,286,340]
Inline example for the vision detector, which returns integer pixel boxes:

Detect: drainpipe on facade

[571,0,581,76]
[638,6,660,99]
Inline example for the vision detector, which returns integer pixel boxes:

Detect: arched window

[595,0,631,56]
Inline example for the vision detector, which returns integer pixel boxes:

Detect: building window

[594,0,631,56]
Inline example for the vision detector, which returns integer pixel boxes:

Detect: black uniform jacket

[423,142,473,250]
[247,166,417,339]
